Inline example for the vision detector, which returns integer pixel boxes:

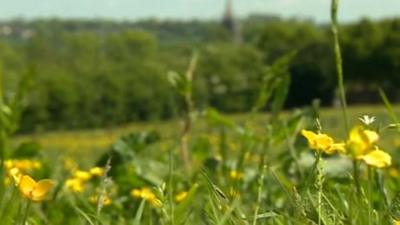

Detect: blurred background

[0,0,399,133]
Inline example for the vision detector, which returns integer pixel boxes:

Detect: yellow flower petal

[65,178,85,193]
[361,149,392,168]
[89,167,104,177]
[19,175,55,202]
[348,126,379,157]
[328,142,346,154]
[175,191,188,202]
[74,170,92,181]
[9,168,22,185]
[229,170,243,180]
[32,179,55,202]
[301,129,343,154]
[19,175,37,198]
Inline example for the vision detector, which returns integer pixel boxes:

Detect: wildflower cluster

[301,124,392,168]
[2,158,55,203]
[89,194,112,206]
[65,167,104,192]
[4,159,42,185]
[130,187,162,207]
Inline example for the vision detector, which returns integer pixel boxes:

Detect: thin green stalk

[331,0,361,193]
[96,158,112,224]
[352,160,361,193]
[180,53,197,172]
[252,160,267,225]
[316,158,324,225]
[0,65,5,182]
[367,167,373,225]
[168,146,175,225]
[284,123,303,179]
[304,151,322,189]
[331,0,349,133]
[21,200,31,225]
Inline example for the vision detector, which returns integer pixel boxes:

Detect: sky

[0,0,399,23]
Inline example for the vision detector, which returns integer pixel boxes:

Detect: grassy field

[2,104,400,225]
[15,104,400,156]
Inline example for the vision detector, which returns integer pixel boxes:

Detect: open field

[15,104,400,157]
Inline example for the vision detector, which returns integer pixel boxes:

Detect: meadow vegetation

[1,0,400,224]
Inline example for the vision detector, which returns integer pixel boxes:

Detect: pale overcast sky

[0,0,399,23]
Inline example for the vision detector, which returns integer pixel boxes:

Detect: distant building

[222,0,241,43]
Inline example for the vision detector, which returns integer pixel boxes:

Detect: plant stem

[304,151,322,189]
[253,159,267,225]
[0,66,5,185]
[331,0,349,134]
[317,160,323,225]
[331,0,361,193]
[21,200,31,225]
[180,53,197,172]
[367,167,373,225]
[168,146,175,225]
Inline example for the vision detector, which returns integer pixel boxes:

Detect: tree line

[0,16,399,132]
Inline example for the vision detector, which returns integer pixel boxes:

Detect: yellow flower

[393,219,400,225]
[345,126,392,168]
[74,170,92,181]
[175,191,188,202]
[4,160,14,169]
[360,149,392,168]
[229,170,243,180]
[65,178,86,193]
[301,129,345,154]
[19,175,55,202]
[89,167,104,177]
[5,159,42,171]
[9,167,22,185]
[131,187,162,207]
[347,126,379,158]
[89,195,112,206]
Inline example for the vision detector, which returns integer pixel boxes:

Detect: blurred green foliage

[0,17,399,132]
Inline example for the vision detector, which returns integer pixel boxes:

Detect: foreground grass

[1,103,400,225]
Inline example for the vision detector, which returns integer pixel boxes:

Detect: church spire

[222,0,241,43]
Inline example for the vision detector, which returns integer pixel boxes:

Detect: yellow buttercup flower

[131,187,162,207]
[89,167,104,177]
[175,191,188,202]
[65,178,86,193]
[344,126,392,168]
[9,167,22,185]
[89,195,112,206]
[19,175,55,202]
[301,129,345,154]
[5,159,42,171]
[347,126,379,158]
[74,170,92,181]
[229,170,243,180]
[393,219,400,225]
[360,149,391,168]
